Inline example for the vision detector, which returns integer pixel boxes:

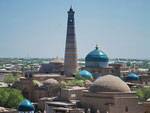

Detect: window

[125,106,128,112]
[69,19,73,22]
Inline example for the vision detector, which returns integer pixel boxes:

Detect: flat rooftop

[33,74,61,77]
[46,101,75,107]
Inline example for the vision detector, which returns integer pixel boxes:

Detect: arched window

[125,106,128,112]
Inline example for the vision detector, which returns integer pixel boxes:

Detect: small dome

[79,70,93,79]
[18,99,34,111]
[89,75,131,93]
[126,73,139,81]
[43,78,59,86]
[85,45,109,68]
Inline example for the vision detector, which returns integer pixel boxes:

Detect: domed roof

[89,75,131,93]
[50,57,64,64]
[126,73,139,81]
[43,78,59,86]
[79,70,93,79]
[85,45,109,62]
[18,99,34,111]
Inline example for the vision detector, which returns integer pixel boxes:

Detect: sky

[0,0,150,59]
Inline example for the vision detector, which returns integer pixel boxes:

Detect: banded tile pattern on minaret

[64,7,77,76]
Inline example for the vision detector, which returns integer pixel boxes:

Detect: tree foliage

[67,79,85,87]
[0,88,24,108]
[3,74,18,84]
[60,72,91,88]
[74,72,88,80]
[136,87,150,101]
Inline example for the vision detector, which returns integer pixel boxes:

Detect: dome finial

[96,44,99,50]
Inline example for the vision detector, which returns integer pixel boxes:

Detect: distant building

[64,7,78,76]
[84,45,122,77]
[14,76,61,102]
[80,75,144,113]
[39,58,64,74]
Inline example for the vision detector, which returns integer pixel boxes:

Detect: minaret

[64,7,77,76]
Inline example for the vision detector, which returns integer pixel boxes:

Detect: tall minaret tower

[64,7,77,76]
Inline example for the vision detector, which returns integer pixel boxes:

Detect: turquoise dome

[79,70,93,79]
[85,45,109,68]
[126,73,139,81]
[85,46,108,62]
[18,99,34,111]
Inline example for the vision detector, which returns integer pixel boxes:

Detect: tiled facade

[64,7,77,76]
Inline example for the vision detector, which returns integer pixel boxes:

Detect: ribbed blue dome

[126,73,139,81]
[18,99,34,111]
[85,46,109,62]
[85,45,109,68]
[79,70,93,79]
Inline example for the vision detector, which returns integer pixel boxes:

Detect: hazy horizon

[0,0,150,59]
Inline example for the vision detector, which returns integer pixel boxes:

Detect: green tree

[136,87,150,101]
[3,74,18,84]
[0,88,24,108]
[74,72,85,80]
[74,72,87,80]
[66,79,85,87]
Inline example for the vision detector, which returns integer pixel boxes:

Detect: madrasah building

[16,7,150,113]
